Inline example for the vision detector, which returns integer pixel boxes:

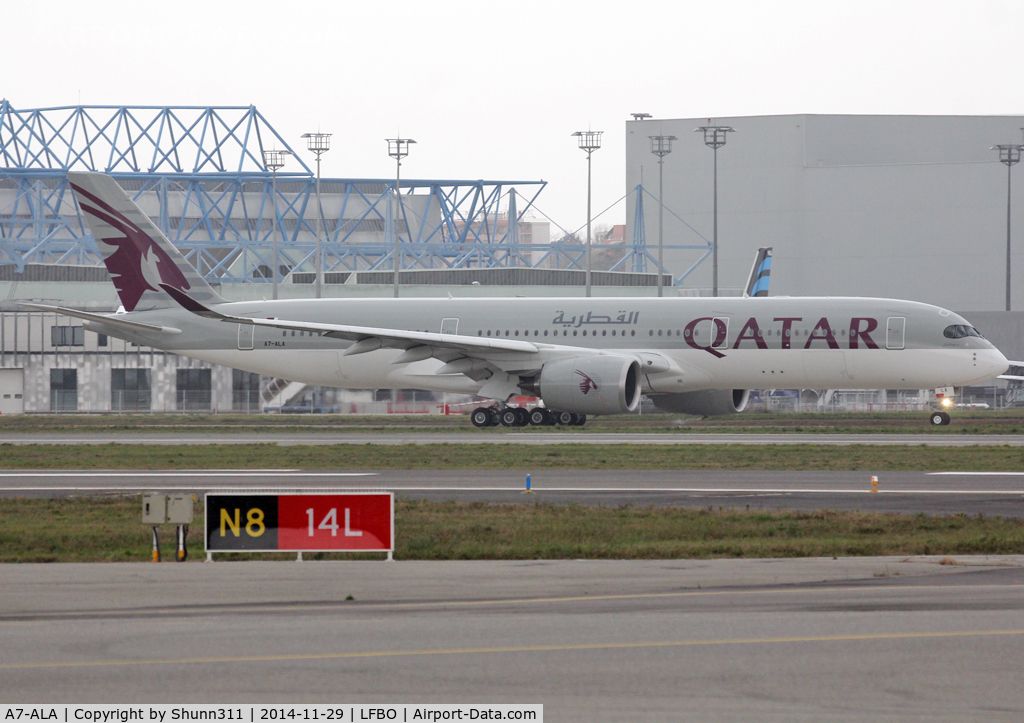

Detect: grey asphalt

[2,431,1024,445]
[1,558,1022,721]
[4,469,1024,516]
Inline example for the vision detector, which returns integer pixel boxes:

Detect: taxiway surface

[1,558,1021,721]
[3,469,1024,516]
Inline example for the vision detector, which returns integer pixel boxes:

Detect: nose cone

[983,347,1010,380]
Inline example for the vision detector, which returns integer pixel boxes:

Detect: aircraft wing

[998,361,1024,381]
[157,284,539,359]
[17,302,181,335]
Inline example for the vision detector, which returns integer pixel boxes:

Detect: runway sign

[205,492,393,552]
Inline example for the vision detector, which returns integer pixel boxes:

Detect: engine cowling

[534,356,641,415]
[651,389,750,417]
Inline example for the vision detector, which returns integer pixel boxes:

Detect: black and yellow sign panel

[205,494,279,551]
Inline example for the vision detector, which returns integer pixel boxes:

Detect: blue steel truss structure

[0,103,707,285]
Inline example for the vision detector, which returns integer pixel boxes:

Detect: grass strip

[2,442,1024,471]
[1,412,1023,435]
[0,496,1021,563]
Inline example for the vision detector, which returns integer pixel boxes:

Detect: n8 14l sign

[205,493,394,552]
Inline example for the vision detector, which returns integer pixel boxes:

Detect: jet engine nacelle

[536,356,642,415]
[651,389,750,417]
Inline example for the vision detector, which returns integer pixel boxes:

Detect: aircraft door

[237,324,254,350]
[886,317,905,350]
[440,318,459,335]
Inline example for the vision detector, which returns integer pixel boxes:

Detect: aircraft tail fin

[744,247,772,298]
[67,172,226,311]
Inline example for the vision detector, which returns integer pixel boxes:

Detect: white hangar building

[626,114,1024,312]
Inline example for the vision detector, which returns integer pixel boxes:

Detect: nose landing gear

[929,411,951,426]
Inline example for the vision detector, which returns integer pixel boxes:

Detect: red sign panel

[278,494,393,551]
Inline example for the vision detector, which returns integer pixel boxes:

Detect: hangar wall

[626,114,1024,311]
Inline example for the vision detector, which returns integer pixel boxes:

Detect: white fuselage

[102,295,1008,396]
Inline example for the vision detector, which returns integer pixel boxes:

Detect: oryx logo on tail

[70,182,190,311]
[575,369,599,395]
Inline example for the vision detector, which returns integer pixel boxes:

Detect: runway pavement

[2,431,1024,445]
[2,469,1024,516]
[0,558,1021,720]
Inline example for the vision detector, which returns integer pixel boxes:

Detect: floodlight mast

[387,138,416,298]
[695,124,735,297]
[992,143,1024,311]
[572,130,603,297]
[649,135,676,297]
[301,132,331,298]
[261,149,291,301]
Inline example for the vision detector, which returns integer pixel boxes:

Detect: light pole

[301,132,331,298]
[992,143,1024,311]
[649,135,676,297]
[387,137,416,298]
[695,124,735,297]
[572,130,603,297]
[261,149,291,300]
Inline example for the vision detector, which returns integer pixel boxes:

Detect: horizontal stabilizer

[17,302,180,335]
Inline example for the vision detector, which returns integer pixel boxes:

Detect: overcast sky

[4,0,1022,233]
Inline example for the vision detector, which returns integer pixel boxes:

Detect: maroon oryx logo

[575,370,599,395]
[70,181,190,311]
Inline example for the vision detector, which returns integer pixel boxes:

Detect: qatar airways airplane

[22,173,1009,427]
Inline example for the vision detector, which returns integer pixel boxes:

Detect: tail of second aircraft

[744,247,772,298]
[67,172,226,312]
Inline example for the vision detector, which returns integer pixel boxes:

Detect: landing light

[941,398,953,408]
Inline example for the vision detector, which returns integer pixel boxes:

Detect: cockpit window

[943,324,984,339]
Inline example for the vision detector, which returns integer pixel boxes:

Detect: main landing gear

[470,406,586,428]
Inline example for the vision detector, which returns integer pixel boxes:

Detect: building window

[111,369,151,412]
[51,326,85,346]
[97,333,108,347]
[50,369,77,411]
[176,368,211,411]
[232,370,261,413]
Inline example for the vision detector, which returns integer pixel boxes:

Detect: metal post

[301,133,331,299]
[395,159,401,297]
[658,157,664,296]
[695,124,735,298]
[387,138,416,298]
[273,166,280,299]
[992,144,1023,311]
[586,150,592,297]
[572,131,603,298]
[262,149,290,301]
[649,135,676,297]
[713,145,718,297]
[315,157,322,299]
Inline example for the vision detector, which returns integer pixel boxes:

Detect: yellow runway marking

[1,629,1022,670]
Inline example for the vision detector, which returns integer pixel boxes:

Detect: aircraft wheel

[489,408,502,426]
[471,407,492,428]
[514,407,530,426]
[929,411,951,426]
[555,411,575,426]
[501,409,519,427]
[529,408,549,426]
[572,413,587,426]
